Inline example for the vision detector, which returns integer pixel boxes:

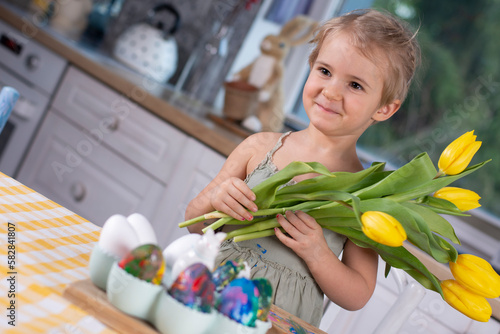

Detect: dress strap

[268,131,292,159]
[243,131,292,185]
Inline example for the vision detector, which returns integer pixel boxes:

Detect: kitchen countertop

[0,1,243,157]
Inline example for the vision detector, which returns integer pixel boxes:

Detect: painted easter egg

[168,263,215,313]
[118,244,165,284]
[253,278,273,321]
[212,259,247,292]
[216,277,259,327]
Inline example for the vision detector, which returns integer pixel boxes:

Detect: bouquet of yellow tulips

[179,131,500,322]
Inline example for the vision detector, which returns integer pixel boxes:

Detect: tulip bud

[438,131,481,175]
[433,187,481,211]
[449,254,500,299]
[361,211,407,247]
[441,279,492,322]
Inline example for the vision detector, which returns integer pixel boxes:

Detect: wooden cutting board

[63,279,327,334]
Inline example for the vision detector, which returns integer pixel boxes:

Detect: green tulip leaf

[252,161,333,209]
[324,226,442,295]
[308,204,356,219]
[354,153,437,199]
[275,162,386,198]
[417,196,462,213]
[385,160,491,203]
[432,234,458,262]
[316,217,361,228]
[359,198,453,263]
[402,202,461,245]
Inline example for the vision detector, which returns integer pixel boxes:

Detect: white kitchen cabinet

[151,137,226,247]
[17,112,165,225]
[51,66,188,183]
[17,65,227,236]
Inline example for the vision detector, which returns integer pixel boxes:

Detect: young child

[185,8,420,326]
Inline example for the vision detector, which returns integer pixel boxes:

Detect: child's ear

[372,100,401,122]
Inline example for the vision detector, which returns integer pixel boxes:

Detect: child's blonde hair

[308,9,421,107]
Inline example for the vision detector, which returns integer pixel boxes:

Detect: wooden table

[0,172,325,333]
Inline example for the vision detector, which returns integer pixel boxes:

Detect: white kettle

[113,3,180,83]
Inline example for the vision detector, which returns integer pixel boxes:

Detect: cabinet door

[51,66,187,183]
[152,138,226,247]
[17,112,165,227]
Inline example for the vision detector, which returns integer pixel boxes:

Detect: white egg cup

[106,264,216,333]
[89,243,120,290]
[107,263,163,321]
[152,290,215,334]
[96,253,272,333]
[205,312,272,334]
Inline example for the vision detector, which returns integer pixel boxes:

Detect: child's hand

[210,177,258,221]
[275,211,329,264]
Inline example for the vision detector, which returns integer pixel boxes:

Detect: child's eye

[350,82,363,90]
[318,67,331,76]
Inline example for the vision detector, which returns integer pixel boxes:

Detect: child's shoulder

[240,131,287,152]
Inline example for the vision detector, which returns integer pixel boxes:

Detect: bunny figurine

[168,229,227,286]
[234,15,318,132]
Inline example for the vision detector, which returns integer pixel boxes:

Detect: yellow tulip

[438,131,482,175]
[361,211,407,247]
[433,187,481,211]
[441,279,492,322]
[449,254,500,299]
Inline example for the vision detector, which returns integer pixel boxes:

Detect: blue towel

[0,87,20,134]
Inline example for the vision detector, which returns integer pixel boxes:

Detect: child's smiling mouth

[315,100,341,115]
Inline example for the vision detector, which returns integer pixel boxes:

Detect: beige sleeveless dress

[215,132,347,326]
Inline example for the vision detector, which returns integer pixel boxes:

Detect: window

[287,0,500,263]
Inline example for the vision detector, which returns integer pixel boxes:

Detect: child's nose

[322,82,342,101]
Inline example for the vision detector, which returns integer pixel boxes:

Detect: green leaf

[275,162,386,197]
[323,226,443,296]
[354,153,438,199]
[432,234,458,262]
[402,202,461,244]
[415,196,469,217]
[275,190,362,222]
[359,198,454,263]
[403,205,455,263]
[308,204,356,219]
[252,161,333,209]
[384,160,491,203]
[316,217,361,228]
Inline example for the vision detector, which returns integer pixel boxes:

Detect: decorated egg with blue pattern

[212,259,247,292]
[216,277,259,327]
[168,263,215,313]
[253,278,273,321]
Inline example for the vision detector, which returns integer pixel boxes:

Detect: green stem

[202,216,233,233]
[233,228,281,242]
[178,211,230,228]
[226,218,279,239]
[434,170,445,179]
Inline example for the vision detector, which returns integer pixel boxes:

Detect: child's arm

[275,211,378,311]
[184,135,262,234]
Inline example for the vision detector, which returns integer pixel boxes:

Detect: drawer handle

[70,182,86,202]
[105,116,120,132]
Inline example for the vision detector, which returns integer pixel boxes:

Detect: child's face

[303,32,399,137]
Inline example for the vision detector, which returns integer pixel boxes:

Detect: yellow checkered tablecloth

[0,172,115,333]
